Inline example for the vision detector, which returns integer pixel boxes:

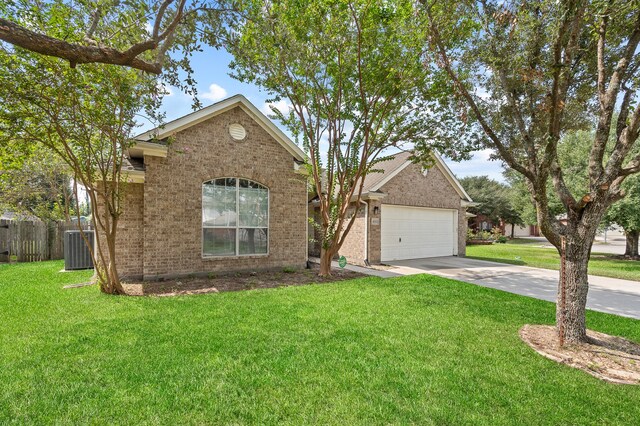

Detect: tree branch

[0,0,188,74]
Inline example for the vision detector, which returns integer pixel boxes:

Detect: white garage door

[381,205,458,261]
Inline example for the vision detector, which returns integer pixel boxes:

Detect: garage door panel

[381,205,456,261]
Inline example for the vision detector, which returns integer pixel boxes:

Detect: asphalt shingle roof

[361,151,412,193]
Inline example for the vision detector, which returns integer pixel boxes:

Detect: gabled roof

[363,151,473,202]
[361,151,413,193]
[133,94,305,161]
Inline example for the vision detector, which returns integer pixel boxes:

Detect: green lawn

[467,239,640,281]
[1,261,639,425]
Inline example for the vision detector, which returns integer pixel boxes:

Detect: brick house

[310,151,474,265]
[110,94,472,280]
[113,95,308,281]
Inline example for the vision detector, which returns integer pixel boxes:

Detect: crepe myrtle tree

[423,0,640,344]
[227,0,478,276]
[0,47,162,294]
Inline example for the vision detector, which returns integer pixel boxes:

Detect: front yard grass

[467,239,640,282]
[1,260,640,424]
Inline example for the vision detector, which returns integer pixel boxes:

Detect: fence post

[0,219,8,263]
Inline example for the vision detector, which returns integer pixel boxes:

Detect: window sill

[202,253,270,260]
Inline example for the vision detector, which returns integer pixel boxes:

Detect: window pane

[203,228,236,256]
[239,228,268,254]
[203,180,237,226]
[239,185,268,227]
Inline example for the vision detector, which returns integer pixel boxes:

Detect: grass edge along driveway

[1,260,640,425]
[466,239,640,282]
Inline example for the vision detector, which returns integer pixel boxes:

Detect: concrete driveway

[383,257,640,320]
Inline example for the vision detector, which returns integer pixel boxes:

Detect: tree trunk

[100,228,126,295]
[319,247,334,276]
[624,230,639,257]
[556,235,591,345]
[511,223,515,239]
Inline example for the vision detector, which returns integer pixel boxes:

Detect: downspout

[360,199,370,266]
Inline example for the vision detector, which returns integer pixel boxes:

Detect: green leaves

[227,0,478,255]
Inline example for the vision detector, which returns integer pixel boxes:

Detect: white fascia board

[133,94,306,162]
[126,171,145,183]
[127,141,168,158]
[94,170,145,183]
[348,192,388,203]
[432,153,473,202]
[369,152,473,203]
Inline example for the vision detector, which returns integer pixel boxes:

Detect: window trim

[202,177,270,258]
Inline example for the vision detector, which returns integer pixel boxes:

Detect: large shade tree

[0,0,225,75]
[227,0,476,275]
[459,175,522,235]
[0,143,74,222]
[424,0,640,344]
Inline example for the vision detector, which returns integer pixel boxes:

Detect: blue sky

[150,46,506,182]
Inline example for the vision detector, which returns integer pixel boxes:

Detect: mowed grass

[1,261,640,425]
[467,239,640,281]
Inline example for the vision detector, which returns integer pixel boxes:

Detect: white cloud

[201,83,228,102]
[260,99,292,116]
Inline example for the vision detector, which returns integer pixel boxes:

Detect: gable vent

[229,123,246,140]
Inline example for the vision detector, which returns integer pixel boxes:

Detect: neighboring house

[503,223,541,237]
[468,214,499,232]
[310,151,474,264]
[109,95,309,281]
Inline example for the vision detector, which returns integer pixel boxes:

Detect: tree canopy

[459,175,521,227]
[0,142,73,222]
[0,0,228,77]
[227,0,478,275]
[423,0,640,344]
[0,39,163,293]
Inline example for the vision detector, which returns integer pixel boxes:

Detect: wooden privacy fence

[0,220,91,263]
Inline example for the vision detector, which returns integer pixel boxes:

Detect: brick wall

[95,182,144,280]
[337,204,366,264]
[139,106,308,280]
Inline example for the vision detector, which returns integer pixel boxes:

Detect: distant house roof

[361,152,473,202]
[131,94,306,162]
[1,211,39,221]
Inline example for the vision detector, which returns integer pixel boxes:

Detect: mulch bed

[520,324,640,385]
[122,264,363,297]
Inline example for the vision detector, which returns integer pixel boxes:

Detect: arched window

[202,178,269,256]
